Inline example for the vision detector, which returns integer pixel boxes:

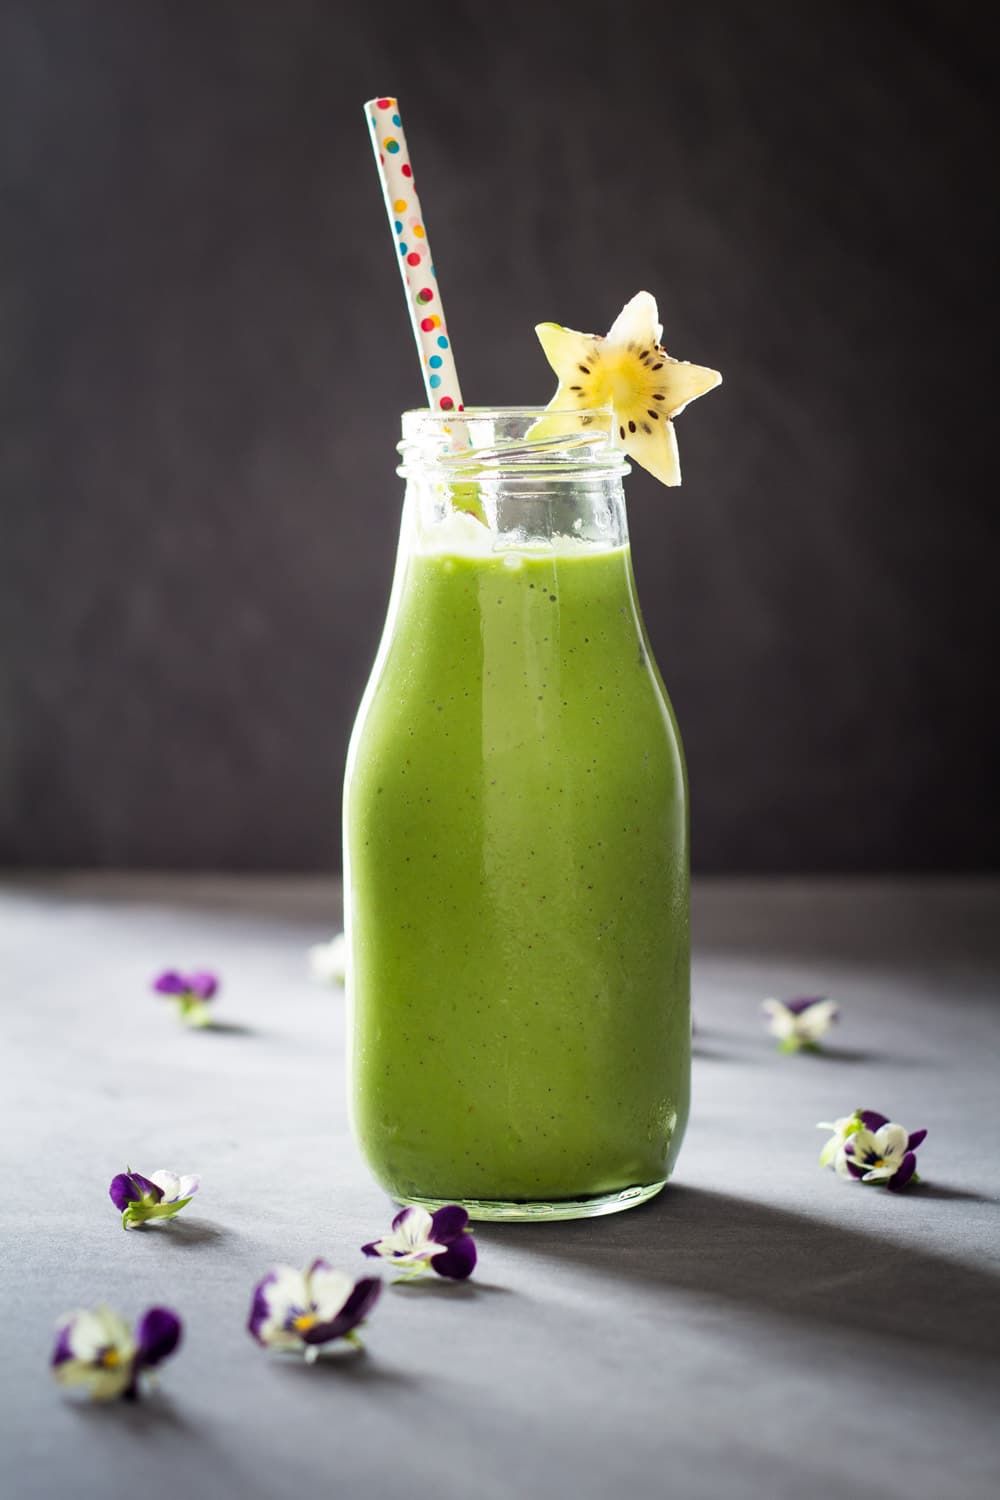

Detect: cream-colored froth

[415,508,623,561]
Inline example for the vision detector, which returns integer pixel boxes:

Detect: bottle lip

[398,406,630,479]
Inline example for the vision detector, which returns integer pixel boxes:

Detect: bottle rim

[397,406,631,479]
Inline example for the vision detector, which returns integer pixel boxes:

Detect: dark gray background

[1,0,996,872]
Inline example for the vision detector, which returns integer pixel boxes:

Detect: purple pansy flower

[152,969,219,1026]
[50,1305,182,1401]
[363,1205,477,1281]
[762,995,838,1051]
[109,1167,201,1229]
[248,1260,381,1362]
[818,1109,927,1191]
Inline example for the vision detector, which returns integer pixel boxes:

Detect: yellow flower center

[292,1313,318,1333]
[101,1348,122,1368]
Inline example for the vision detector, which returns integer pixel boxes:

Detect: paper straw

[364,96,465,417]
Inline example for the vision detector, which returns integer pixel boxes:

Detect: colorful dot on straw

[393,198,406,212]
[417,288,434,304]
[384,137,399,153]
[437,335,449,349]
[440,397,455,411]
[428,355,443,369]
[376,98,393,109]
[391,114,401,126]
[413,224,425,239]
[429,374,441,388]
[401,164,412,178]
[407,252,421,266]
[394,220,402,233]
[420,316,435,332]
[399,242,408,254]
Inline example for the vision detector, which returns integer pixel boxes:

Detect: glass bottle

[344,408,689,1220]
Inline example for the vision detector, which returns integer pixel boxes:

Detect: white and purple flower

[309,933,347,986]
[362,1205,477,1281]
[762,994,839,1051]
[109,1168,201,1230]
[248,1261,381,1361]
[51,1305,182,1401]
[153,969,219,1027]
[818,1109,927,1192]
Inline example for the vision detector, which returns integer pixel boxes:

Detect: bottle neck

[397,406,630,553]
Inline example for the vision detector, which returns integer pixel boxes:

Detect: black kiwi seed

[652,393,665,400]
[570,385,582,391]
[628,420,636,434]
[619,425,625,439]
[578,365,590,375]
[641,422,651,434]
[647,409,659,420]
[650,362,663,371]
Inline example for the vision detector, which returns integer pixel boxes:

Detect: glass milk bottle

[344,408,689,1220]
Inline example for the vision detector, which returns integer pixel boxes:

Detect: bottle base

[396,1178,668,1223]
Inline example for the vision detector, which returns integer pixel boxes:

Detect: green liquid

[344,537,689,1208]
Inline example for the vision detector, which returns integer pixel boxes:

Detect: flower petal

[429,1205,470,1245]
[796,1000,839,1040]
[52,1357,136,1402]
[907,1129,928,1153]
[148,1170,181,1202]
[51,1319,78,1367]
[888,1152,917,1192]
[307,1265,355,1322]
[391,1206,435,1248]
[858,1110,889,1132]
[431,1234,478,1281]
[248,1265,308,1346]
[782,996,826,1016]
[110,1171,163,1211]
[135,1308,182,1369]
[873,1123,909,1162]
[187,971,218,999]
[109,1174,138,1212]
[153,971,188,995]
[304,1278,382,1345]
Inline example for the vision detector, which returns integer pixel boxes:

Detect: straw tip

[364,96,399,114]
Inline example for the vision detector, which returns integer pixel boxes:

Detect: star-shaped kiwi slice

[530,291,721,485]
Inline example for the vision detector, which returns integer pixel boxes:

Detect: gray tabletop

[2,874,998,1500]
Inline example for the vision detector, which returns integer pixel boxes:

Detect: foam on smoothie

[416,506,624,561]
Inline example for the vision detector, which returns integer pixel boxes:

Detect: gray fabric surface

[1,874,998,1500]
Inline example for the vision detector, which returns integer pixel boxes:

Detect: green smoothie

[344,523,690,1211]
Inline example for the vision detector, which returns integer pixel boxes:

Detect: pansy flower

[109,1167,201,1230]
[51,1305,182,1401]
[153,969,219,1026]
[309,933,347,986]
[818,1109,927,1192]
[762,995,838,1052]
[248,1260,381,1361]
[363,1205,477,1281]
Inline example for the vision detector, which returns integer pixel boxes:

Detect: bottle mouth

[398,406,631,479]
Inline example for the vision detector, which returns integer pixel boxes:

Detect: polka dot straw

[364,97,465,417]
